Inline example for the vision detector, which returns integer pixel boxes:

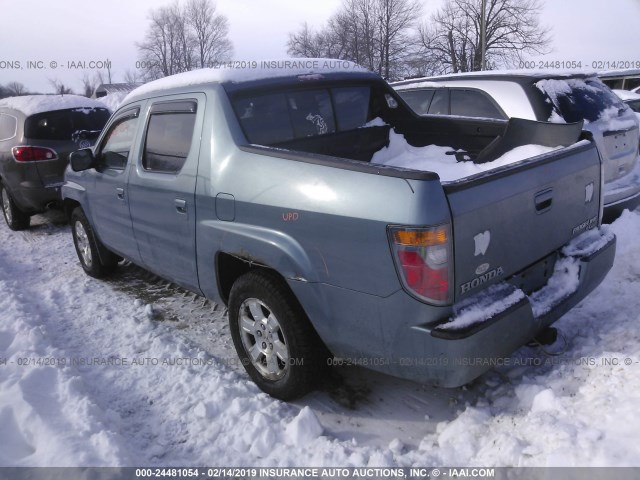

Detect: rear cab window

[231,85,374,145]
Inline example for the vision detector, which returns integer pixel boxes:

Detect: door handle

[534,188,553,213]
[116,187,125,200]
[174,199,187,214]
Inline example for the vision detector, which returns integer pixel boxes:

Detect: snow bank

[124,59,368,102]
[370,124,562,181]
[0,95,108,116]
[0,202,639,467]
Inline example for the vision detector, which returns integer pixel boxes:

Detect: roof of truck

[123,59,375,103]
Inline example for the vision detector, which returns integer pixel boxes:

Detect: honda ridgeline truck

[61,60,616,400]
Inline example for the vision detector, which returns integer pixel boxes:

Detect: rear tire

[229,270,327,400]
[1,183,30,231]
[71,207,118,278]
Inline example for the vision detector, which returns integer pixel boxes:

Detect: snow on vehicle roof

[0,94,108,116]
[393,69,598,88]
[95,92,129,112]
[613,89,640,101]
[124,59,370,103]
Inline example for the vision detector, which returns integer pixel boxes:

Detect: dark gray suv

[0,95,110,230]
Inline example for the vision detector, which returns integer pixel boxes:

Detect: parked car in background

[0,95,110,230]
[62,62,615,400]
[614,89,640,113]
[393,72,640,220]
[599,69,640,91]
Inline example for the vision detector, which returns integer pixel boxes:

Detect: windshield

[24,107,111,142]
[536,77,628,123]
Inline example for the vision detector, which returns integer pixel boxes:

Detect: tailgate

[444,141,601,302]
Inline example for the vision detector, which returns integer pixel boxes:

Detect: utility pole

[480,0,487,70]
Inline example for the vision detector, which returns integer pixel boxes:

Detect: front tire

[71,207,118,278]
[1,183,30,231]
[229,270,327,400]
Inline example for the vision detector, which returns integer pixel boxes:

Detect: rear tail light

[389,225,453,305]
[11,146,58,162]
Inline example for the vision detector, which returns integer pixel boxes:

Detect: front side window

[398,89,436,115]
[0,113,17,141]
[428,89,449,115]
[450,89,505,119]
[99,112,139,169]
[142,103,197,173]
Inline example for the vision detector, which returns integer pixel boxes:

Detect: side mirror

[70,148,96,172]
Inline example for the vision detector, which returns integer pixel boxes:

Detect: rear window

[24,108,110,142]
[536,78,627,123]
[232,86,372,145]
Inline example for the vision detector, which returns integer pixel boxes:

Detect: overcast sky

[1,0,639,93]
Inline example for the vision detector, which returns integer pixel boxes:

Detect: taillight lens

[12,146,58,162]
[389,225,453,305]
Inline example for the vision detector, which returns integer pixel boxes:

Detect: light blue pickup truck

[62,61,616,399]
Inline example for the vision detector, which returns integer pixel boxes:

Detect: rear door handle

[174,198,187,214]
[534,188,553,213]
[116,187,125,200]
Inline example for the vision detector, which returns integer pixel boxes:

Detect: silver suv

[393,72,640,220]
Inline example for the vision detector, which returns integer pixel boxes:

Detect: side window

[0,113,17,141]
[450,89,505,119]
[428,89,449,115]
[399,89,436,115]
[98,112,139,169]
[143,101,197,174]
[333,87,371,130]
[288,90,335,137]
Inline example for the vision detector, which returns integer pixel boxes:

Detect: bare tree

[414,0,551,75]
[287,0,421,80]
[137,0,232,80]
[123,69,141,84]
[186,0,232,68]
[48,79,73,95]
[80,72,99,97]
[5,81,27,96]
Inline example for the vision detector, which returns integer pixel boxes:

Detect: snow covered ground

[1,208,640,467]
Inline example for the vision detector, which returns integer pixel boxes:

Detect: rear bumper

[11,182,62,213]
[293,228,616,388]
[421,229,616,387]
[603,158,640,220]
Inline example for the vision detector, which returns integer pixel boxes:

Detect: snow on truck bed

[0,95,108,116]
[366,119,563,181]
